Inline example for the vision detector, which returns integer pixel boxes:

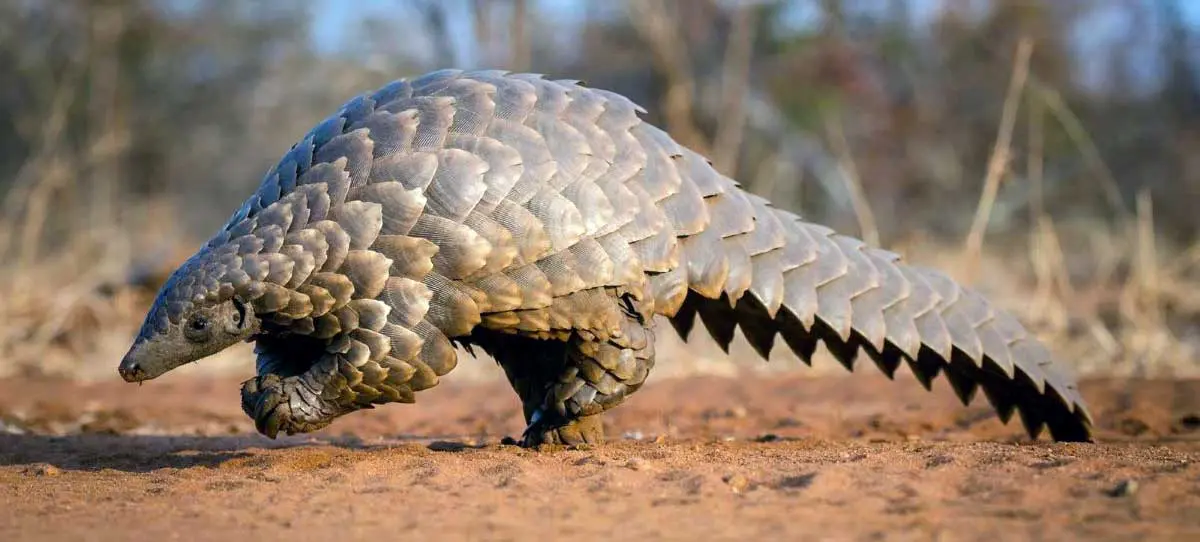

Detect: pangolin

[117,70,1094,445]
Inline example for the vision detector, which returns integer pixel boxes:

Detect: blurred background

[0,0,1196,383]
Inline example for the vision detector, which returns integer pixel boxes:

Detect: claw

[241,374,291,439]
[519,407,606,447]
[254,385,287,438]
[258,409,282,439]
[520,408,548,446]
[239,376,263,417]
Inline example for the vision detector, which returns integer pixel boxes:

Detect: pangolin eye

[184,315,212,342]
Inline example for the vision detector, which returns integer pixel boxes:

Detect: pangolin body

[119,69,1094,444]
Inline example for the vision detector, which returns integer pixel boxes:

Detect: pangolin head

[118,246,262,383]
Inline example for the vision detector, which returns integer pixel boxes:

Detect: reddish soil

[1,371,1198,541]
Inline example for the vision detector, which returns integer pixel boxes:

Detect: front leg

[240,356,355,438]
[240,337,425,438]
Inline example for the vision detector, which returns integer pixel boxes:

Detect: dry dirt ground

[0,369,1197,541]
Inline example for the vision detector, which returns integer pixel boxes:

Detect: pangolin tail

[668,206,1094,442]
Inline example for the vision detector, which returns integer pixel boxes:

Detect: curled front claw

[240,374,289,438]
[240,374,334,438]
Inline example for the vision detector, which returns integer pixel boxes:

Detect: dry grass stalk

[711,4,756,176]
[823,110,880,247]
[1028,80,1132,222]
[1022,84,1084,343]
[963,38,1034,280]
[1165,241,1200,276]
[1025,80,1067,330]
[1132,189,1162,326]
[626,0,709,155]
[1111,189,1173,374]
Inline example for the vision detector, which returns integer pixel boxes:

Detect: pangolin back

[190,69,1091,441]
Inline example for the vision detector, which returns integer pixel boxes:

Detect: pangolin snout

[118,354,147,383]
[118,340,155,383]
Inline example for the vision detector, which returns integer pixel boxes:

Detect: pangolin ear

[224,298,254,334]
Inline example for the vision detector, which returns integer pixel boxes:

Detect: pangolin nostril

[118,362,144,382]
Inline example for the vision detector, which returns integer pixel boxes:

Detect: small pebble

[723,473,751,494]
[248,472,281,483]
[573,455,600,466]
[1106,479,1138,498]
[623,431,645,441]
[624,457,649,471]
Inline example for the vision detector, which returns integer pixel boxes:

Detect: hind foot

[520,410,606,447]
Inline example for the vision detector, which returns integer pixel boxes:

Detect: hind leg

[481,314,656,447]
[519,318,656,446]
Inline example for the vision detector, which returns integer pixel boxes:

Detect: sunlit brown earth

[1,369,1197,541]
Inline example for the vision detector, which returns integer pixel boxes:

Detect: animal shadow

[0,433,378,473]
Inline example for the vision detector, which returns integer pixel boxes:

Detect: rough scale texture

[120,70,1094,445]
